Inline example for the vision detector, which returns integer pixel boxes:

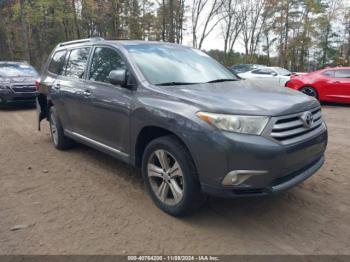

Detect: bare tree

[345,9,350,65]
[220,0,245,55]
[191,0,207,48]
[240,0,268,61]
[19,0,31,62]
[319,0,342,67]
[191,0,223,49]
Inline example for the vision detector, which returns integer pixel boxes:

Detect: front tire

[142,135,205,216]
[49,106,74,150]
[300,86,318,99]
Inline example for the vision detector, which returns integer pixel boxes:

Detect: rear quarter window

[322,70,335,77]
[48,50,67,75]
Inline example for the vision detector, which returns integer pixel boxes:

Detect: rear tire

[0,97,6,109]
[49,106,74,150]
[300,86,318,99]
[142,135,206,216]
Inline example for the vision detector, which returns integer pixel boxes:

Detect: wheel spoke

[168,162,182,178]
[147,164,163,178]
[169,179,183,202]
[155,150,170,171]
[157,181,169,201]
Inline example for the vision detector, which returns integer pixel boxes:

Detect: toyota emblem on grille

[300,111,314,128]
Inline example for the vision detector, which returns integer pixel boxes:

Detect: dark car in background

[0,61,38,106]
[37,38,327,216]
[228,64,265,74]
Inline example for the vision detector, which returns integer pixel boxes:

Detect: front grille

[11,85,36,93]
[270,107,324,145]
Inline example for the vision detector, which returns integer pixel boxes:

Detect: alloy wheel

[147,149,184,206]
[301,87,317,98]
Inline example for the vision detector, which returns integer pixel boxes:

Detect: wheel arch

[299,85,320,99]
[133,125,194,169]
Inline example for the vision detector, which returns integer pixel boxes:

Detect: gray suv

[37,38,328,216]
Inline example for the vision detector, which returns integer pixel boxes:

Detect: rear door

[38,49,68,128]
[55,47,91,133]
[332,69,350,102]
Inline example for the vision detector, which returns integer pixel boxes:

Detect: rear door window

[48,50,67,75]
[64,47,91,79]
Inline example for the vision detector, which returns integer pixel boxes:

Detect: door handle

[83,90,91,97]
[332,81,340,84]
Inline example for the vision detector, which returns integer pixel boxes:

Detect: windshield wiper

[155,82,199,86]
[207,78,239,83]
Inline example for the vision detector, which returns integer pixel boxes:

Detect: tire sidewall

[300,86,318,99]
[49,107,59,147]
[49,106,72,150]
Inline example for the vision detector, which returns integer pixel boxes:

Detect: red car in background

[286,67,350,104]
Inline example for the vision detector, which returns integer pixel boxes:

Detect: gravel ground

[0,104,349,255]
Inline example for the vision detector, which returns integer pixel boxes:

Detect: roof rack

[58,37,105,47]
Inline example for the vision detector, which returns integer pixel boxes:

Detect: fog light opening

[222,170,267,186]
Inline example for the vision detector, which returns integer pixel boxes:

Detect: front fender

[130,97,201,156]
[129,98,229,183]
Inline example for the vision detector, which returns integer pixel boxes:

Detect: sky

[181,0,350,52]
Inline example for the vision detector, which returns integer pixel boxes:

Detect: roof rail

[0,60,29,64]
[58,37,105,47]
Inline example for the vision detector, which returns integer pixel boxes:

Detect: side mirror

[271,72,278,76]
[109,69,127,87]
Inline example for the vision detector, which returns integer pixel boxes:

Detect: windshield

[125,44,237,85]
[0,64,38,77]
[273,67,291,76]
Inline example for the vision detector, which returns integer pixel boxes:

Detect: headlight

[0,85,9,90]
[196,112,269,135]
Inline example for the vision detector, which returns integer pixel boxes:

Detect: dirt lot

[0,104,349,255]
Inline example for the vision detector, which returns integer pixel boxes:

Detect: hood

[0,76,37,85]
[157,79,319,116]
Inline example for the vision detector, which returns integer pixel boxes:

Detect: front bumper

[191,121,328,198]
[0,89,37,104]
[201,155,324,198]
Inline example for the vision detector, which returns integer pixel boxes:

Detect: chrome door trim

[64,129,129,158]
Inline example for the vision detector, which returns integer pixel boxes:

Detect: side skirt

[64,129,131,164]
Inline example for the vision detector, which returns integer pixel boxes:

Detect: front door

[79,46,133,155]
